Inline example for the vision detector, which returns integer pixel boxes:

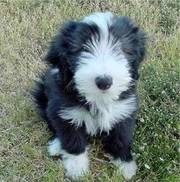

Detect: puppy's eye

[82,46,88,52]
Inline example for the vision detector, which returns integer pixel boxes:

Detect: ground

[0,0,179,181]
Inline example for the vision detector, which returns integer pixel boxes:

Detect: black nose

[95,75,113,90]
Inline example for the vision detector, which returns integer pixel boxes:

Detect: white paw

[113,159,137,180]
[48,138,61,156]
[121,160,137,180]
[62,150,89,180]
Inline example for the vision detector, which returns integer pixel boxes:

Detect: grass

[0,0,179,181]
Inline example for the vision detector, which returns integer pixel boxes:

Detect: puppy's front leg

[103,117,137,180]
[47,103,89,180]
[49,136,89,180]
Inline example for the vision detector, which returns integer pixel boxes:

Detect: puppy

[33,12,146,180]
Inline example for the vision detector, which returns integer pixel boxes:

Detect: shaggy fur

[32,12,146,180]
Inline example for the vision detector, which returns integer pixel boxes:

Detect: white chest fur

[59,95,137,135]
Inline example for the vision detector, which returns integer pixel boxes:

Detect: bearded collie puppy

[33,12,146,180]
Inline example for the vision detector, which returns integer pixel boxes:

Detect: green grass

[0,0,179,181]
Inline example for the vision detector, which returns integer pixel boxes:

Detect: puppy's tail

[32,78,48,120]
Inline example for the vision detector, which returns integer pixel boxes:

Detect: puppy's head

[45,12,146,106]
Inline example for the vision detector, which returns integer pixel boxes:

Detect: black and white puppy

[33,12,146,180]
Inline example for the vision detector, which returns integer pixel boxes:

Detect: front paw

[62,151,89,180]
[112,159,137,180]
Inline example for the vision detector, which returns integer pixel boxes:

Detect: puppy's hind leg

[48,137,61,156]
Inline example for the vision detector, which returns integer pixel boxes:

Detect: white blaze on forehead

[82,12,113,37]
[82,12,115,56]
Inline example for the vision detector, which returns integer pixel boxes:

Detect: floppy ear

[45,20,93,66]
[121,17,146,64]
[44,21,79,66]
[45,21,93,91]
[111,16,146,80]
[112,16,147,64]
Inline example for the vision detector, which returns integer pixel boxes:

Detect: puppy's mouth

[101,90,106,94]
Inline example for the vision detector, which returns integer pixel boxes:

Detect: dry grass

[0,0,179,181]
